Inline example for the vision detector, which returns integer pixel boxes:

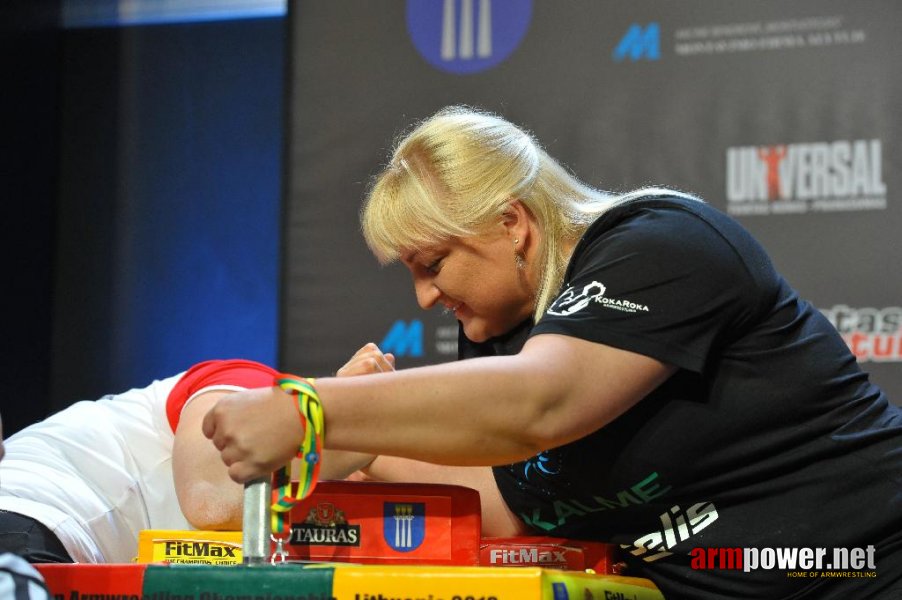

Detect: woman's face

[401,228,534,342]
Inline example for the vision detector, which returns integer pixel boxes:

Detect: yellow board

[136,530,242,565]
[329,564,664,600]
[136,531,664,599]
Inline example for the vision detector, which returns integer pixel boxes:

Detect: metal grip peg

[242,477,271,565]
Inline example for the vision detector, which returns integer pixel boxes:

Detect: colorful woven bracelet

[270,374,325,536]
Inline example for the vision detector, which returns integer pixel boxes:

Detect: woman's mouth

[442,302,463,316]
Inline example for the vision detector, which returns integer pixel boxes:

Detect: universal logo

[726,139,886,215]
[290,502,361,546]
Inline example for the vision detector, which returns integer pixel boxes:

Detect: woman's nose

[413,277,441,310]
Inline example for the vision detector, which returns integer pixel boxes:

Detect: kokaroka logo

[725,139,887,215]
[621,502,719,563]
[406,0,532,74]
[821,305,902,362]
[691,545,877,579]
[547,281,649,316]
[290,502,360,546]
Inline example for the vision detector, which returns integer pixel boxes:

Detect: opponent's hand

[202,386,302,483]
[336,342,395,377]
[322,343,393,479]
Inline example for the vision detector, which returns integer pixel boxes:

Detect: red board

[282,481,481,565]
[36,564,147,597]
[480,536,623,573]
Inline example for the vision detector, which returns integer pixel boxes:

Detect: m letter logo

[380,320,424,357]
[613,23,661,62]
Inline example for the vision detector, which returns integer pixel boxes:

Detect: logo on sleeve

[547,281,649,316]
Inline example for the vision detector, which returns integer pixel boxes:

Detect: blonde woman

[205,107,901,599]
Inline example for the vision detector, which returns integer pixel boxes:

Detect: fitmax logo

[613,23,661,61]
[381,320,424,357]
[406,0,532,74]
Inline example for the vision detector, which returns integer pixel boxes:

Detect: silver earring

[515,253,526,270]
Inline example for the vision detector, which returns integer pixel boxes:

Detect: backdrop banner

[282,0,901,404]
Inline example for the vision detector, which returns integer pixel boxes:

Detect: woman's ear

[501,198,533,244]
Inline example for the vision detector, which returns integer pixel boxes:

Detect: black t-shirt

[460,195,902,599]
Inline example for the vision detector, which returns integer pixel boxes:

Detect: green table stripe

[142,564,335,599]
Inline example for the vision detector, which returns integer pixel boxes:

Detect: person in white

[0,357,396,564]
[0,360,278,563]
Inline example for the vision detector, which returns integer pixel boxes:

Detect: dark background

[2,1,282,436]
[3,1,900,437]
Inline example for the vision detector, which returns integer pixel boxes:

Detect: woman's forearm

[317,354,554,465]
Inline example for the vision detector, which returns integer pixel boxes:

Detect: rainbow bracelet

[271,375,325,536]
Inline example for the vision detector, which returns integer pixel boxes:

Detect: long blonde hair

[362,106,650,320]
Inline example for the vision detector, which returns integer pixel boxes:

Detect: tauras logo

[290,525,360,546]
[290,502,361,546]
[726,139,886,214]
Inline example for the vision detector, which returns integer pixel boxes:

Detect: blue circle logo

[406,0,533,75]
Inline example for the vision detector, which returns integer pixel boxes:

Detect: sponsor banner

[480,537,620,573]
[137,530,243,565]
[673,15,869,57]
[290,495,449,561]
[285,481,481,566]
[822,305,902,362]
[379,318,460,359]
[726,139,887,215]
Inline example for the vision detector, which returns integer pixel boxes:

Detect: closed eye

[425,258,442,274]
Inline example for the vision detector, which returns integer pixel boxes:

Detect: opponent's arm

[171,344,394,528]
[173,390,244,530]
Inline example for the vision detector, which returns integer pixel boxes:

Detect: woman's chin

[461,321,491,343]
[461,319,508,343]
